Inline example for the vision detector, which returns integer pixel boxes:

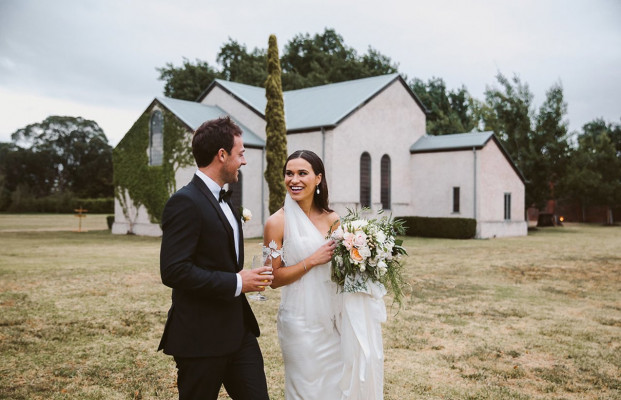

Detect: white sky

[0,0,619,146]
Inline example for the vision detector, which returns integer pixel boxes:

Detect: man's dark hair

[192,116,242,167]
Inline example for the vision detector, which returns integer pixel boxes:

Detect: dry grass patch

[0,220,619,399]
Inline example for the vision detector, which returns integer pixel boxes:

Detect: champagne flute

[248,255,270,301]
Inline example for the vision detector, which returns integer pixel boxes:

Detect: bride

[263,150,342,399]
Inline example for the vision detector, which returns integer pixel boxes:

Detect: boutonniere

[239,206,252,223]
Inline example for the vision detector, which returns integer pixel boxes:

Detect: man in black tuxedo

[158,116,272,399]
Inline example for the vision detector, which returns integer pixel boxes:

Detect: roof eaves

[199,81,266,120]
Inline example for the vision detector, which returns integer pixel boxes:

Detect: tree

[157,58,221,101]
[157,28,400,96]
[263,34,288,215]
[217,38,267,87]
[409,77,476,135]
[530,82,571,207]
[10,116,113,198]
[480,73,538,206]
[562,131,621,224]
[280,28,398,90]
[581,118,621,157]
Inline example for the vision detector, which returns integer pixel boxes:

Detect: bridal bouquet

[329,209,408,306]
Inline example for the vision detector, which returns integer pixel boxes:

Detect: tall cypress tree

[264,34,288,214]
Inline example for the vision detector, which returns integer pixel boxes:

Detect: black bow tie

[218,188,233,203]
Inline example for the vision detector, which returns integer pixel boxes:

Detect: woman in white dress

[263,150,342,400]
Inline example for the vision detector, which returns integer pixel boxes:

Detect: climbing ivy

[113,105,193,229]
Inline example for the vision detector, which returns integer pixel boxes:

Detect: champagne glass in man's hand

[248,255,272,301]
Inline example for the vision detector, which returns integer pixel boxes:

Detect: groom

[158,116,272,399]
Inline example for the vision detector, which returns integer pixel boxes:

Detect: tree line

[0,116,113,212]
[1,28,619,221]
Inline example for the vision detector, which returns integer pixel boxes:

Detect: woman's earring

[316,185,320,194]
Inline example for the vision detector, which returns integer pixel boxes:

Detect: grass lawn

[0,215,619,399]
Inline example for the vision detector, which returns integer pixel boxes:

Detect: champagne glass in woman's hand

[248,255,271,301]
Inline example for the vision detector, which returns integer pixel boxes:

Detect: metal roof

[410,131,494,153]
[210,73,423,131]
[154,96,265,148]
[410,131,525,182]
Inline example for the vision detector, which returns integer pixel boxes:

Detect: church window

[504,193,511,220]
[381,155,391,210]
[453,187,460,213]
[149,110,164,166]
[360,152,371,208]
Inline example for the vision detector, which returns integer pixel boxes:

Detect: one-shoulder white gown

[277,194,343,400]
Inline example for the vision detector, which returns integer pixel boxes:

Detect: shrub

[401,216,476,239]
[106,215,115,230]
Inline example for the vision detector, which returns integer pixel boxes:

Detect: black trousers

[173,331,269,400]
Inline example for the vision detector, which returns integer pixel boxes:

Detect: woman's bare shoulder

[264,208,285,234]
[324,210,341,232]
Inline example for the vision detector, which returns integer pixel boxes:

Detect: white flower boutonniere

[239,207,252,223]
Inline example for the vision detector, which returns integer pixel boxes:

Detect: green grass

[0,217,619,399]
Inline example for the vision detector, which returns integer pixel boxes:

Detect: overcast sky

[1,0,619,146]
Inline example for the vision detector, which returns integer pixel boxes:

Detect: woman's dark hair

[192,116,242,167]
[284,150,333,213]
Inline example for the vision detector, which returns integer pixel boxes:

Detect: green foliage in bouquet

[329,208,408,306]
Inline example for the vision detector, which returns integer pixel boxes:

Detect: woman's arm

[264,210,336,289]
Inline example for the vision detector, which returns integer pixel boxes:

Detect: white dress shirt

[195,170,243,297]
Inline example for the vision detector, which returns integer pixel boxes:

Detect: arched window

[360,152,371,208]
[229,171,243,211]
[381,154,391,210]
[149,110,164,166]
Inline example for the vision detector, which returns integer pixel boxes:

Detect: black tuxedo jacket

[158,175,260,357]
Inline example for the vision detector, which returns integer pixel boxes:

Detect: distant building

[112,74,527,238]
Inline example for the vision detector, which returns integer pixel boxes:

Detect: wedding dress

[276,194,343,399]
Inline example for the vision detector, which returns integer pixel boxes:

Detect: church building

[112,73,527,239]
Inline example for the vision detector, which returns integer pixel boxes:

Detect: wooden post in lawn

[74,207,88,232]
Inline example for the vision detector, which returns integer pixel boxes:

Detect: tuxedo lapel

[227,199,245,272]
[191,176,236,261]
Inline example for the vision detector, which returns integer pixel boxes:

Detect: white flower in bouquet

[375,230,386,245]
[350,219,368,230]
[331,226,344,240]
[377,260,388,276]
[358,245,371,259]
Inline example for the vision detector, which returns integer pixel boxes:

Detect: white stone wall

[200,86,266,140]
[328,80,426,217]
[410,150,476,219]
[477,140,526,223]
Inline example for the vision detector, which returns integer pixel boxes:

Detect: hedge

[401,216,476,239]
[6,195,114,214]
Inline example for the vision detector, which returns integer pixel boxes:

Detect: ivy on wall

[113,105,194,229]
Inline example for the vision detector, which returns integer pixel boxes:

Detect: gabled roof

[410,131,525,183]
[410,131,495,153]
[197,74,427,132]
[153,96,264,148]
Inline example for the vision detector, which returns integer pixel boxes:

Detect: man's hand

[239,266,274,293]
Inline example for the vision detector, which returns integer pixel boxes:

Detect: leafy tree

[217,38,267,87]
[480,73,540,207]
[481,73,533,170]
[581,118,621,157]
[280,28,398,90]
[157,58,222,101]
[10,116,113,198]
[409,77,476,135]
[264,35,288,214]
[530,82,571,207]
[562,131,621,224]
[157,28,400,96]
